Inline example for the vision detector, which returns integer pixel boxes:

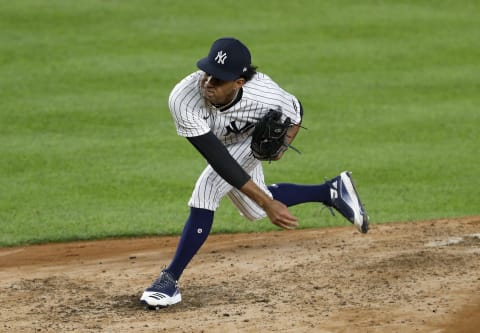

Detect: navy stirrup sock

[166,207,214,280]
[268,183,332,207]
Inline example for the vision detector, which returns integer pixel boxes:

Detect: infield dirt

[1,216,479,333]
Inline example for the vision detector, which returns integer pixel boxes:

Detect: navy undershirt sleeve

[187,132,251,189]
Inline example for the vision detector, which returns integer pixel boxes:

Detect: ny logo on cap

[215,50,227,64]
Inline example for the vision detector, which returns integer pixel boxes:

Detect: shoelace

[151,272,175,290]
[327,205,336,217]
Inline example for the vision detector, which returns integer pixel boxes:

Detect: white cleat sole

[340,171,368,233]
[140,291,182,309]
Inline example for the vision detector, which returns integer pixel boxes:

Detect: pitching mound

[1,216,479,332]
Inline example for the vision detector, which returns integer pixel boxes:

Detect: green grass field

[1,0,479,247]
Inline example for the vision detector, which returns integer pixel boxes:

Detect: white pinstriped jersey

[168,70,302,218]
[168,70,302,146]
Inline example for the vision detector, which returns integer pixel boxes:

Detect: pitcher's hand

[263,199,299,230]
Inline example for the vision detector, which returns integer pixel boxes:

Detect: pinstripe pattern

[170,70,302,219]
[188,138,271,220]
[227,162,271,221]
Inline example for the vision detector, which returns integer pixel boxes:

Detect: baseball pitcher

[140,37,369,309]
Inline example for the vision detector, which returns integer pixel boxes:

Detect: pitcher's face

[200,72,245,106]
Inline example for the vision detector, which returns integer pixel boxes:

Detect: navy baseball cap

[197,37,251,81]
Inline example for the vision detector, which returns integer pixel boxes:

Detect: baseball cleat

[140,270,182,308]
[327,171,369,233]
